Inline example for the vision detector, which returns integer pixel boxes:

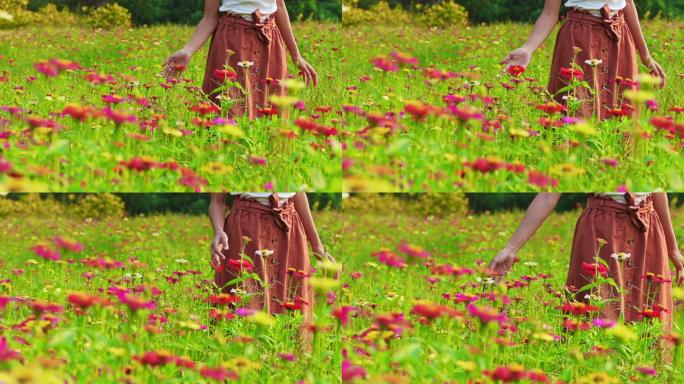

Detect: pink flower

[54,236,84,253]
[397,241,430,259]
[0,336,22,362]
[372,248,406,268]
[200,366,239,381]
[342,359,366,382]
[278,352,296,362]
[117,292,155,311]
[31,243,61,261]
[466,303,507,324]
[332,306,358,327]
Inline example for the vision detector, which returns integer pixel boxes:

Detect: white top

[565,0,626,13]
[231,193,296,206]
[219,0,278,19]
[599,193,651,205]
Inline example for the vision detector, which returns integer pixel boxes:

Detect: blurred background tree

[350,0,684,22]
[25,0,341,24]
[4,193,342,215]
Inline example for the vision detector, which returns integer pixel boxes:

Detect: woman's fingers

[308,64,319,87]
[500,53,513,66]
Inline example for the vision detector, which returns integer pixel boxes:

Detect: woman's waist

[586,194,654,213]
[231,195,296,213]
[565,8,626,24]
[218,11,277,26]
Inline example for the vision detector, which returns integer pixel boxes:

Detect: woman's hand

[313,247,340,280]
[162,49,192,80]
[500,47,532,70]
[670,249,684,286]
[294,55,318,87]
[211,231,229,270]
[642,55,666,88]
[488,246,518,278]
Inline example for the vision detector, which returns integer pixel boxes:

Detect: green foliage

[353,0,684,22]
[343,193,469,217]
[416,0,468,29]
[86,2,131,29]
[25,0,341,25]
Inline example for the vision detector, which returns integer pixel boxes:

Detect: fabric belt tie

[232,195,293,233]
[567,5,624,42]
[219,10,275,45]
[587,193,651,233]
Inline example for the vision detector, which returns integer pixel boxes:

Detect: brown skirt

[548,6,638,120]
[202,12,288,119]
[566,194,673,329]
[216,195,313,323]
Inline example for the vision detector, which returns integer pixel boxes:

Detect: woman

[163,0,318,119]
[501,0,666,120]
[489,193,683,329]
[208,192,336,325]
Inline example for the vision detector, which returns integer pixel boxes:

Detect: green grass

[0,203,343,383]
[341,20,684,192]
[0,22,342,192]
[338,196,684,382]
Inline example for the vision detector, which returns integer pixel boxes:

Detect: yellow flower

[246,311,276,327]
[217,124,244,138]
[309,277,340,292]
[606,324,637,342]
[455,360,477,371]
[201,162,234,175]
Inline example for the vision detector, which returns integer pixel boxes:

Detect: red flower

[213,68,237,82]
[332,306,358,327]
[133,351,175,367]
[68,292,109,311]
[190,103,221,115]
[536,102,567,114]
[560,301,599,316]
[560,67,584,80]
[207,294,239,306]
[120,156,157,172]
[580,262,609,278]
[507,65,526,77]
[464,158,504,173]
[484,364,527,382]
[226,259,255,273]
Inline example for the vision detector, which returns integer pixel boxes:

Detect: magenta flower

[342,359,366,382]
[30,243,61,261]
[466,303,507,325]
[0,336,22,362]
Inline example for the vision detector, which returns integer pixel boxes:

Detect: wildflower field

[0,22,342,192]
[0,198,343,383]
[338,195,684,382]
[342,20,684,192]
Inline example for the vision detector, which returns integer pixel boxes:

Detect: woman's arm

[653,193,683,285]
[623,0,666,87]
[274,0,318,86]
[163,0,220,79]
[293,193,324,254]
[500,0,562,69]
[209,193,229,269]
[488,193,562,275]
